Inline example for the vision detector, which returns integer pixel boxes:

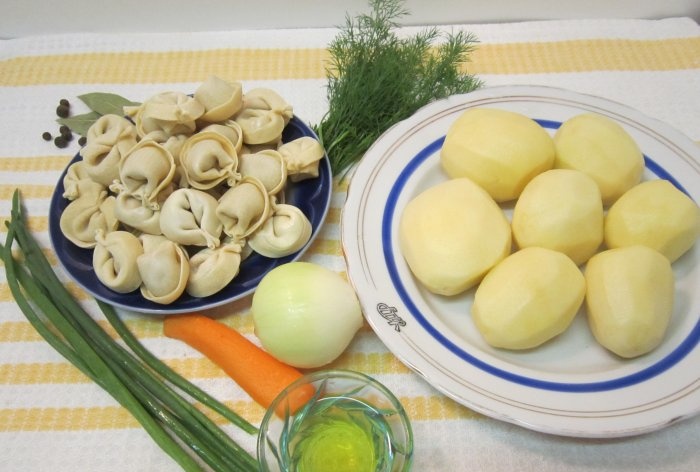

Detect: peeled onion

[251,262,363,368]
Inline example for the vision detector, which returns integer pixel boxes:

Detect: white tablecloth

[1,16,699,472]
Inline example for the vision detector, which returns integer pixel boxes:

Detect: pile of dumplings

[59,76,325,305]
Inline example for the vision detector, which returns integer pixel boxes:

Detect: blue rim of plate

[49,116,332,315]
[382,118,700,393]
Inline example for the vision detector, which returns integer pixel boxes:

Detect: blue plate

[49,116,332,315]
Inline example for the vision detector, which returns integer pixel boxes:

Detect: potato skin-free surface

[584,245,675,358]
[472,246,585,350]
[440,108,555,202]
[399,177,511,296]
[553,113,643,205]
[512,169,604,265]
[605,179,700,263]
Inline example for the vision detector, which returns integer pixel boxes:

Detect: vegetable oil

[287,396,397,472]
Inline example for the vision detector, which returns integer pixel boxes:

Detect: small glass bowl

[257,369,413,472]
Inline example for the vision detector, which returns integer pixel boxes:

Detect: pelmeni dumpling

[222,234,254,260]
[235,88,293,146]
[114,191,164,235]
[242,88,293,124]
[141,131,189,159]
[160,188,222,248]
[277,136,325,182]
[186,241,244,297]
[200,120,244,153]
[60,189,119,248]
[116,139,176,210]
[62,161,105,200]
[80,114,138,187]
[93,229,143,293]
[159,134,190,188]
[217,177,271,240]
[63,160,90,194]
[179,131,240,190]
[238,150,287,195]
[248,203,312,257]
[195,76,243,122]
[126,91,205,139]
[235,109,285,146]
[137,234,190,304]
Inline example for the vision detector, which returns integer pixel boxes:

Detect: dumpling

[136,132,190,189]
[277,136,325,182]
[114,191,163,235]
[195,76,243,122]
[222,234,254,260]
[159,188,222,248]
[116,139,176,210]
[160,134,190,188]
[126,91,204,139]
[179,130,240,189]
[93,229,143,293]
[238,150,287,195]
[141,131,188,158]
[80,114,138,187]
[186,241,244,297]
[248,203,312,257]
[235,109,285,146]
[60,189,119,248]
[216,177,271,240]
[199,120,244,153]
[242,88,293,124]
[62,160,105,200]
[137,234,190,304]
[235,88,293,146]
[63,160,90,195]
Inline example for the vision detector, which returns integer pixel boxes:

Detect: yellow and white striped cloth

[1,17,700,472]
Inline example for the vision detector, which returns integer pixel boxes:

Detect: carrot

[163,313,315,416]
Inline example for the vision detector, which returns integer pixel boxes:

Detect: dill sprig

[313,0,482,177]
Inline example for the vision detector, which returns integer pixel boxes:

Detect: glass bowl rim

[256,368,414,469]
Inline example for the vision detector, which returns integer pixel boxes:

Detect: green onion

[1,190,259,472]
[98,300,257,435]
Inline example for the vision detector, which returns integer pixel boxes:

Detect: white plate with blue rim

[341,85,700,438]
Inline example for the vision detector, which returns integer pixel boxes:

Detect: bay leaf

[78,92,140,116]
[56,111,102,137]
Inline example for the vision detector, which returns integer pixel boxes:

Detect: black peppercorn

[59,98,70,107]
[42,131,52,141]
[78,136,87,146]
[56,104,70,118]
[59,125,73,141]
[54,136,68,148]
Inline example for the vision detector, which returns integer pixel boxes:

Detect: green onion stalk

[1,190,258,472]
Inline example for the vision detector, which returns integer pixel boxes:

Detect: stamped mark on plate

[376,303,407,332]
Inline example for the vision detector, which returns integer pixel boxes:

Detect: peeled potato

[440,108,555,202]
[512,169,603,265]
[553,113,643,205]
[585,245,674,358]
[605,179,700,262]
[472,247,585,350]
[399,177,511,296]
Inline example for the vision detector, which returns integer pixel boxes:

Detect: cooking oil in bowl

[289,396,395,472]
[258,370,413,472]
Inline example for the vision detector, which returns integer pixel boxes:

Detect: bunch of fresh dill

[313,0,482,176]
